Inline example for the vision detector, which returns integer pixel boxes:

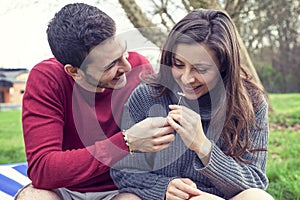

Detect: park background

[0,0,299,199]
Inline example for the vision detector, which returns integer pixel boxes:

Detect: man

[16,3,175,200]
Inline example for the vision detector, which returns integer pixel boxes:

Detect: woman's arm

[111,84,177,200]
[195,99,269,198]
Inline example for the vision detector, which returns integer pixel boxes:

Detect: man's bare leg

[14,184,62,200]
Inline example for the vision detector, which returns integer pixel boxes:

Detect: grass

[268,93,300,126]
[0,93,299,199]
[0,109,26,164]
[267,130,300,199]
[266,93,300,200]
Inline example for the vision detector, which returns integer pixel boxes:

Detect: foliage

[239,0,300,92]
[255,61,282,93]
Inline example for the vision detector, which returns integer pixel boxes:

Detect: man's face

[77,36,131,92]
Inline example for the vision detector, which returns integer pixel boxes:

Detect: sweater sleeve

[22,54,153,190]
[111,154,174,200]
[193,98,269,199]
[22,67,130,189]
[111,84,175,200]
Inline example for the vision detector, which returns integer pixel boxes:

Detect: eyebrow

[173,56,214,68]
[103,40,128,71]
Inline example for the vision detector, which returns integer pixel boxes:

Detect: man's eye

[105,61,117,70]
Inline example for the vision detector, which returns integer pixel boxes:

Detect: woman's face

[171,43,221,100]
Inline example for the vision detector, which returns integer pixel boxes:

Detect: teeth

[185,88,194,91]
[187,86,200,90]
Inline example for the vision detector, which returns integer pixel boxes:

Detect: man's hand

[126,117,175,152]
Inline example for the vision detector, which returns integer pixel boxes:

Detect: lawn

[0,109,25,164]
[266,93,300,200]
[0,93,299,199]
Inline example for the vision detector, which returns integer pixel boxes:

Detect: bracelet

[122,130,134,156]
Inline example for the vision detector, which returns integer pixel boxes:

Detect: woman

[111,9,273,200]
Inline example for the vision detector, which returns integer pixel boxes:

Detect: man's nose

[118,55,131,73]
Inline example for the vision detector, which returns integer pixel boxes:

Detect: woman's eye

[195,68,207,74]
[173,63,184,68]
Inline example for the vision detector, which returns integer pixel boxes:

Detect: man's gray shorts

[15,183,119,200]
[56,187,119,200]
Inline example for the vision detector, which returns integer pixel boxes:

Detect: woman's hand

[166,178,202,200]
[167,105,212,164]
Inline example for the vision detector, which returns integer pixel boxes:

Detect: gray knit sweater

[110,83,269,200]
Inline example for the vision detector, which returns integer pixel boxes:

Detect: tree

[238,0,300,92]
[119,0,263,87]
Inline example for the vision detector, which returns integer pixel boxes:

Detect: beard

[85,73,126,90]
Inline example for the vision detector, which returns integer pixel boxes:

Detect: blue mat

[0,163,30,200]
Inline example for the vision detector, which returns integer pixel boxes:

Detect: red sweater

[22,52,152,192]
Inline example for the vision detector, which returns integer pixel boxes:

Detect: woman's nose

[181,68,195,84]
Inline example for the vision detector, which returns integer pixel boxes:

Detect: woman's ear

[64,64,81,79]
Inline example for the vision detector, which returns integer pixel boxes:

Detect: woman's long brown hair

[144,9,267,163]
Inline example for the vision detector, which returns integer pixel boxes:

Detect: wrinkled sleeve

[110,85,175,200]
[194,98,269,199]
[22,68,128,189]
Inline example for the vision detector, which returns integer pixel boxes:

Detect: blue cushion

[0,163,30,200]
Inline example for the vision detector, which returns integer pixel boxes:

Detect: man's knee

[15,184,62,200]
[112,192,141,200]
[231,188,274,200]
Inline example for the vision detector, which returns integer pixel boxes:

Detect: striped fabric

[0,163,30,200]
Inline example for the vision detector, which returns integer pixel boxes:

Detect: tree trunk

[118,0,167,48]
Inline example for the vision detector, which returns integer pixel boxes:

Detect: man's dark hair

[47,3,116,67]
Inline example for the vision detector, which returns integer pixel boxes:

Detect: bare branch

[162,0,176,25]
[118,0,167,48]
[181,0,191,12]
